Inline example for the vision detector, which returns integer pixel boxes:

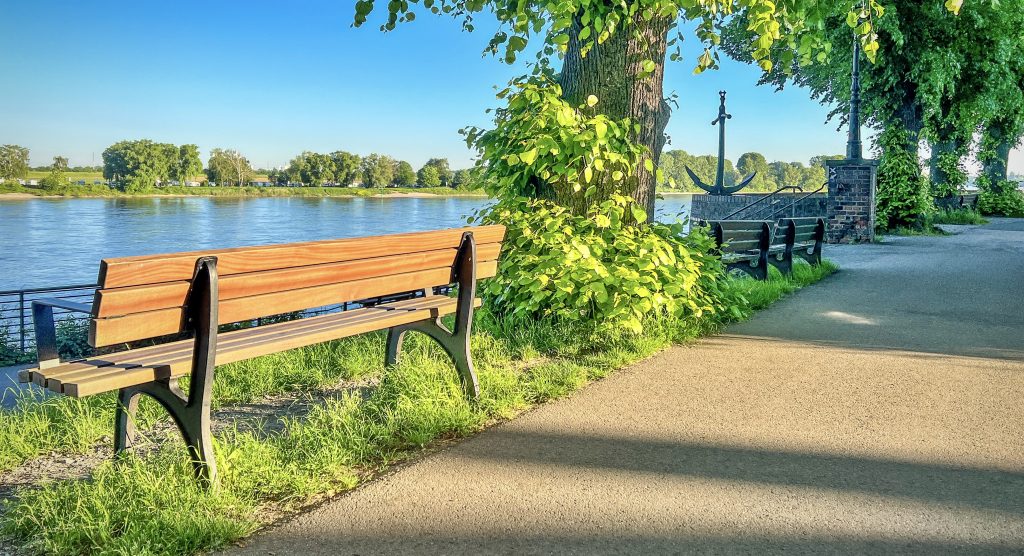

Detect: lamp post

[846,33,863,160]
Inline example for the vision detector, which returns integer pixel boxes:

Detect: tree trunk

[895,97,924,164]
[928,135,962,198]
[558,13,672,221]
[982,120,1012,191]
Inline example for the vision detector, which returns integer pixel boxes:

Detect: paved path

[230,220,1024,555]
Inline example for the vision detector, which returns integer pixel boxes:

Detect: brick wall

[826,159,878,243]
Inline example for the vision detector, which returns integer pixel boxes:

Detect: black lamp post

[846,33,863,160]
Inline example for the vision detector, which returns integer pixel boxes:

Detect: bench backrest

[705,220,773,253]
[776,217,824,245]
[88,225,506,347]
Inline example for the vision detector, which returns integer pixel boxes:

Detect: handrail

[721,185,803,220]
[763,182,827,221]
[0,283,98,296]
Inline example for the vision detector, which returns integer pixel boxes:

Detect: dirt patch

[0,193,40,200]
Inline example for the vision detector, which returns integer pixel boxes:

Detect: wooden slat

[89,260,497,346]
[32,293,457,389]
[33,296,466,393]
[64,297,475,397]
[98,225,506,289]
[722,239,763,250]
[94,243,502,318]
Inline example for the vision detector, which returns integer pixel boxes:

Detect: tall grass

[0,262,836,555]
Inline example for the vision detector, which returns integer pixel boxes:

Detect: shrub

[476,195,739,334]
[977,180,1024,217]
[875,125,931,229]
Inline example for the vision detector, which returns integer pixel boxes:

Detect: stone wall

[826,159,877,243]
[690,192,827,222]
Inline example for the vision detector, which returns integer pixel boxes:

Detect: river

[0,195,693,290]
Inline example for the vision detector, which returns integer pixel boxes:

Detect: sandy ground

[225,220,1024,555]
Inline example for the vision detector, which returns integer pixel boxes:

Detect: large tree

[102,139,179,187]
[207,148,253,187]
[356,0,959,221]
[173,144,203,184]
[361,153,395,187]
[330,151,362,186]
[393,160,417,186]
[0,145,30,180]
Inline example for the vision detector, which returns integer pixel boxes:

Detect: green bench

[703,217,825,280]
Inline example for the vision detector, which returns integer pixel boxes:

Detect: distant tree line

[1,142,482,192]
[658,150,844,192]
[272,151,474,189]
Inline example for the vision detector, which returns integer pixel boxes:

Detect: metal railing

[721,185,804,220]
[0,282,451,358]
[0,283,98,356]
[757,182,827,221]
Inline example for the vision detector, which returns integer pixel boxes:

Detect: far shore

[0,187,490,201]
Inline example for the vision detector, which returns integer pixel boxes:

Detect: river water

[0,195,693,290]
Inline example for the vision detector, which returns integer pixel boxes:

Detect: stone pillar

[826,159,878,243]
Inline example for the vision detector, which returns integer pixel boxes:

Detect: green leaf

[519,148,538,165]
[586,94,598,107]
[630,205,648,223]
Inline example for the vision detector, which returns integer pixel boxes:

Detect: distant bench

[20,226,506,486]
[702,217,825,280]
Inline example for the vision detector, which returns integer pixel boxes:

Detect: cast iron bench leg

[114,256,220,488]
[386,232,479,398]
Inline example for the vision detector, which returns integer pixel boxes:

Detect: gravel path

[225,219,1024,555]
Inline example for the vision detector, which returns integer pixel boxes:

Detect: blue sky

[3,1,1016,172]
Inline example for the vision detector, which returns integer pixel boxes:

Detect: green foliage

[876,125,931,229]
[286,151,336,186]
[417,165,441,187]
[930,147,968,198]
[360,153,396,187]
[463,78,649,216]
[354,0,894,76]
[451,168,475,190]
[173,144,202,184]
[102,140,182,186]
[0,144,30,179]
[206,148,254,187]
[330,151,362,186]
[39,169,67,193]
[420,158,453,186]
[977,180,1024,217]
[392,160,417,186]
[56,319,92,361]
[476,195,737,334]
[928,207,987,225]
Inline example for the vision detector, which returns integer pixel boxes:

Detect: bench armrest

[33,298,92,314]
[32,298,93,370]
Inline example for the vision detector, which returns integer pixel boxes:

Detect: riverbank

[0,183,487,200]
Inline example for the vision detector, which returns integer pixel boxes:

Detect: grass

[0,182,485,199]
[928,207,988,225]
[0,262,836,556]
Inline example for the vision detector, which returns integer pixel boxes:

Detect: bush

[977,181,1024,217]
[476,195,739,334]
[876,125,931,229]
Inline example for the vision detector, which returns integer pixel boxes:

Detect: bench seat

[23,295,477,398]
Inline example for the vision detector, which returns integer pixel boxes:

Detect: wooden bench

[19,226,506,486]
[767,217,826,275]
[703,220,773,280]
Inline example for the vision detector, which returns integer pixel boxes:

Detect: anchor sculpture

[685,91,756,195]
